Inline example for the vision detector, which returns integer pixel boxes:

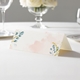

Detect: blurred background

[0,0,80,22]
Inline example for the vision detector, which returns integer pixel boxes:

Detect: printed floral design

[12,31,24,42]
[50,42,59,55]
[29,32,60,56]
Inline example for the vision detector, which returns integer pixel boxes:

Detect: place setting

[0,0,80,56]
[0,0,80,80]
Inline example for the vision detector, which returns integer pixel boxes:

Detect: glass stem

[1,9,5,31]
[35,15,42,26]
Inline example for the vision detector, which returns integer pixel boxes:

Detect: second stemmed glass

[0,0,13,36]
[77,8,80,24]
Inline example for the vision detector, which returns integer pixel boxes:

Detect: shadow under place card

[10,29,71,56]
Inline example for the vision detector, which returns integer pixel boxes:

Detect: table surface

[1,22,80,34]
[0,22,80,80]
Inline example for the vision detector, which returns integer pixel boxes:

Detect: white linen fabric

[0,48,80,80]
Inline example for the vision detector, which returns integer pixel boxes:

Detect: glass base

[31,23,47,29]
[0,30,14,37]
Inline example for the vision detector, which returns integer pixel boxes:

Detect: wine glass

[67,8,80,41]
[77,8,80,24]
[0,0,13,36]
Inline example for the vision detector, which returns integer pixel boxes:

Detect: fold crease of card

[10,29,72,56]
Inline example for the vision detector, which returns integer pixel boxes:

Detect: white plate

[67,34,80,42]
[0,31,14,38]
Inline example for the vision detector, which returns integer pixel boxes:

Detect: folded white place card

[10,29,71,56]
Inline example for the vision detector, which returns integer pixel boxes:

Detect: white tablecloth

[0,22,80,80]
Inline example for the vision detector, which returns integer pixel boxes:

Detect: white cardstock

[10,29,71,56]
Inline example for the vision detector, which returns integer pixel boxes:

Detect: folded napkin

[10,29,71,56]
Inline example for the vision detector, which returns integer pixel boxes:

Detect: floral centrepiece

[19,0,57,8]
[19,0,57,28]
